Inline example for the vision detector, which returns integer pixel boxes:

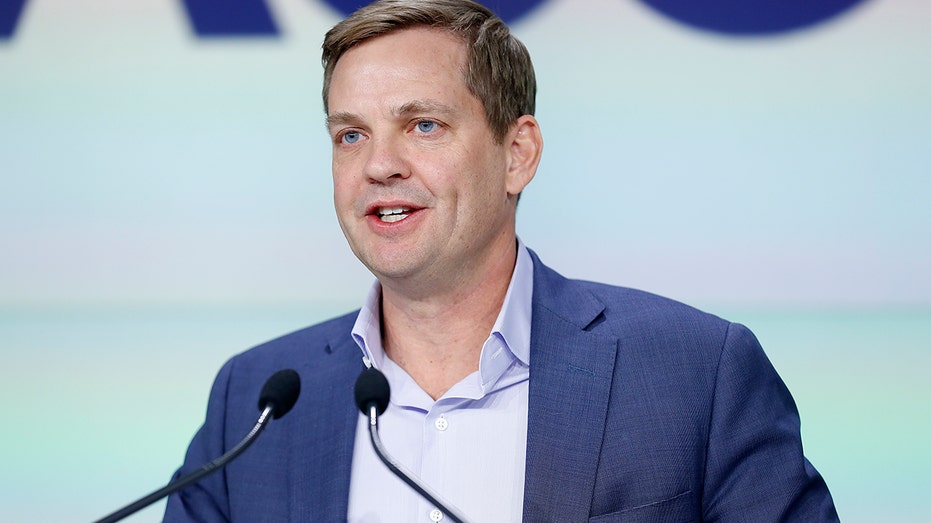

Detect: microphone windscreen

[354,367,390,415]
[258,369,301,419]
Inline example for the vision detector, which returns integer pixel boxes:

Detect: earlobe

[506,115,543,196]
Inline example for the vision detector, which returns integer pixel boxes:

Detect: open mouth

[375,206,412,223]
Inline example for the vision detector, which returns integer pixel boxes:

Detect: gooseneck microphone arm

[94,406,274,523]
[354,367,470,523]
[364,404,471,523]
[93,368,301,523]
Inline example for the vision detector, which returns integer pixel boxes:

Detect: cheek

[331,183,357,240]
[332,176,353,214]
[472,153,509,198]
[332,156,355,188]
[443,147,499,191]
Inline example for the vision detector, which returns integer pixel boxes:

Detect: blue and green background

[1,0,928,521]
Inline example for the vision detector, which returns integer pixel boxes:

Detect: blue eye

[416,121,437,133]
[341,131,361,144]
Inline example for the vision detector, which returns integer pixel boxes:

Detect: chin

[360,254,421,281]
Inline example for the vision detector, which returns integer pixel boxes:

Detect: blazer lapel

[523,254,619,521]
[287,328,363,521]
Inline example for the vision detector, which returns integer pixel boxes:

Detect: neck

[379,240,518,400]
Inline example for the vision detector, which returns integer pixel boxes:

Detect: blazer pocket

[588,490,694,523]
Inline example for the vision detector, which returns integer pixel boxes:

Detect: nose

[364,134,410,184]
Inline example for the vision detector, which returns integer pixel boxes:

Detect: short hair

[321,0,536,143]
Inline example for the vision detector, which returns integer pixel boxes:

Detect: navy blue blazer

[165,253,838,521]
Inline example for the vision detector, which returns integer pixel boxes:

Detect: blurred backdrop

[1,0,929,521]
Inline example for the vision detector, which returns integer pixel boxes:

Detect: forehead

[328,27,472,111]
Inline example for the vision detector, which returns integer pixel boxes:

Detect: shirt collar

[351,239,533,373]
[490,239,532,367]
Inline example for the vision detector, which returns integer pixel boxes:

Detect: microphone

[92,369,302,523]
[353,367,470,523]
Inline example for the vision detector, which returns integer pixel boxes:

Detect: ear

[504,115,543,197]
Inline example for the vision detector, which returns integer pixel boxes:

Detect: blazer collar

[288,323,363,521]
[523,251,619,521]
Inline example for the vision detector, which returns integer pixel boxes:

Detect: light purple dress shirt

[347,242,533,523]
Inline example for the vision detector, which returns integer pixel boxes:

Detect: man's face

[327,27,518,289]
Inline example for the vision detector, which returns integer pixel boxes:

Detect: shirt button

[434,417,449,431]
[429,508,444,522]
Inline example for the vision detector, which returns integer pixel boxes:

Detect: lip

[364,200,423,216]
[363,200,426,231]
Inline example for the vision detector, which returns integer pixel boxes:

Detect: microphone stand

[364,404,470,523]
[93,405,275,523]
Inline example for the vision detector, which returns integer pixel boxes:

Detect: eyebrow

[326,111,361,130]
[325,99,458,130]
[394,100,457,118]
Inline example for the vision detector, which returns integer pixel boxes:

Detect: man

[165,0,838,521]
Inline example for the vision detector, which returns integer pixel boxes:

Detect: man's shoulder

[576,278,722,320]
[565,278,730,338]
[531,256,741,366]
[532,256,729,333]
[226,310,360,373]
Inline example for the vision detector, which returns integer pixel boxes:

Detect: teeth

[377,206,411,223]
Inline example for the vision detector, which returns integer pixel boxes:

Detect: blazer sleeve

[163,359,235,522]
[701,323,839,521]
